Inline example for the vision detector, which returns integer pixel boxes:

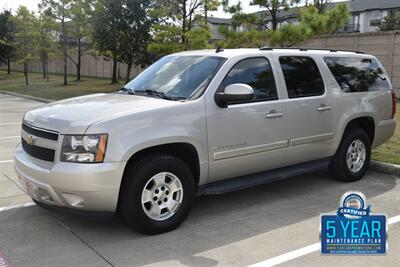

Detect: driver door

[205,56,289,182]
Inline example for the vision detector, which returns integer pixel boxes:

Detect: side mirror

[215,83,254,108]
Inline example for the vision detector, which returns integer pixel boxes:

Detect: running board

[197,158,331,195]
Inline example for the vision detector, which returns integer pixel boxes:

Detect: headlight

[61,134,108,163]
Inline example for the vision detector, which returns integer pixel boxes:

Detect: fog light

[62,193,85,208]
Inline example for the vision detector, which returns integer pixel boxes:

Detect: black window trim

[279,55,326,99]
[188,56,228,100]
[215,56,279,106]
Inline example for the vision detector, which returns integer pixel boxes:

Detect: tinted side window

[279,56,325,98]
[324,57,391,93]
[221,57,278,101]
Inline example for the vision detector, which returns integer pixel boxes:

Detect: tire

[119,153,196,234]
[329,127,371,182]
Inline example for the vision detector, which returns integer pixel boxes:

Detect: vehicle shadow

[2,170,399,266]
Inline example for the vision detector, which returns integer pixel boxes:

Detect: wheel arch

[117,142,201,208]
[340,116,375,145]
[126,142,200,182]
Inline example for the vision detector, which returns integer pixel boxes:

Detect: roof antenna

[216,46,224,53]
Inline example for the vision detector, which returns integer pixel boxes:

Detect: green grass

[0,71,121,100]
[0,70,398,164]
[372,102,400,165]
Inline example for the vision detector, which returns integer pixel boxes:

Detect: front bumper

[14,144,126,212]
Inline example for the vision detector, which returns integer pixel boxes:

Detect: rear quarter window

[324,57,391,93]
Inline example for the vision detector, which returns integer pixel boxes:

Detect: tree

[67,0,92,81]
[149,0,219,57]
[37,5,58,81]
[323,3,350,33]
[204,0,220,22]
[14,6,39,86]
[179,0,206,44]
[250,0,300,30]
[378,11,400,31]
[222,0,261,29]
[305,0,329,13]
[118,0,154,83]
[42,0,72,86]
[185,24,213,50]
[148,24,185,56]
[0,10,16,74]
[92,0,124,84]
[218,27,268,48]
[151,0,202,45]
[269,3,350,47]
[219,0,267,48]
[268,23,312,47]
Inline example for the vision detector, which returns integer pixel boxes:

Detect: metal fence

[2,53,142,80]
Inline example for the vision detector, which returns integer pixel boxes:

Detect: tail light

[391,90,397,119]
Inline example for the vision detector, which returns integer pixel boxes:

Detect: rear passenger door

[276,55,336,165]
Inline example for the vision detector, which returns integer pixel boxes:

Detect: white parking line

[0,160,13,163]
[0,136,20,140]
[249,214,400,267]
[0,114,23,115]
[249,243,321,267]
[0,202,35,212]
[388,215,400,224]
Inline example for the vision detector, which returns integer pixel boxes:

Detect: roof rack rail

[215,46,224,53]
[259,47,365,54]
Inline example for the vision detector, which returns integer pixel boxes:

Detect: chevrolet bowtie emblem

[26,135,36,145]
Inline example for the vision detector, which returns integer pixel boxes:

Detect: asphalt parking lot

[0,93,399,267]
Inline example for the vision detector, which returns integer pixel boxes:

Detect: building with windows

[208,0,400,35]
[206,17,232,41]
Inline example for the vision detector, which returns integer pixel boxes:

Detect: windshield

[123,55,225,100]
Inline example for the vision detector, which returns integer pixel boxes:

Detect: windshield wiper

[118,87,135,95]
[134,89,175,100]
[119,87,176,100]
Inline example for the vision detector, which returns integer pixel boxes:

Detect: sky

[0,0,260,17]
[0,0,39,13]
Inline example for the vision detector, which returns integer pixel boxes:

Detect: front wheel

[119,153,196,234]
[330,128,371,182]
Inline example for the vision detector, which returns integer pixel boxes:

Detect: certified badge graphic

[320,191,387,255]
[338,191,370,219]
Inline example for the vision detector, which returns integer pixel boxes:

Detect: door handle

[266,110,285,119]
[317,104,332,112]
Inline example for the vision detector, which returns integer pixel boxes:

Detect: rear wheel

[119,153,196,234]
[330,128,371,182]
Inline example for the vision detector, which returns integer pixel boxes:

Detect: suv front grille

[22,123,58,141]
[21,138,55,162]
[21,123,59,162]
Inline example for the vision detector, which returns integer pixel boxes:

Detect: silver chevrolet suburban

[15,48,397,234]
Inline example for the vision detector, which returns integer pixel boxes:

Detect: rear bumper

[14,144,126,212]
[373,119,396,148]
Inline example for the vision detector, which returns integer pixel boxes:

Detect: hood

[24,93,176,134]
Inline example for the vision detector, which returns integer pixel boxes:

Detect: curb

[370,160,400,176]
[0,90,53,103]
